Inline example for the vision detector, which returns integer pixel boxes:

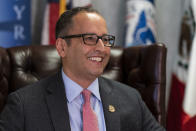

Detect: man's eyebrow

[83,33,110,36]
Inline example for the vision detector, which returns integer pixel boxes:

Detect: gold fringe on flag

[59,0,66,16]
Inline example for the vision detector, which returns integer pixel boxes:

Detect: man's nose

[95,39,105,51]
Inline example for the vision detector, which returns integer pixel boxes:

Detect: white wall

[155,0,183,108]
[92,0,126,46]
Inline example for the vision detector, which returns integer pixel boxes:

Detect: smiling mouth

[88,57,103,62]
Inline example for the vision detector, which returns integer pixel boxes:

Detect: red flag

[167,0,196,130]
[182,1,196,130]
[167,74,185,131]
[41,0,59,45]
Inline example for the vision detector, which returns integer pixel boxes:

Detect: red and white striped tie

[82,89,99,131]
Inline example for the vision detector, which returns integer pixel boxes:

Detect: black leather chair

[0,43,167,126]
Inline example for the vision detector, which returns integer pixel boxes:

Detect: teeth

[88,57,102,62]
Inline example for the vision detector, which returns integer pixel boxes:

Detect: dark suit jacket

[0,72,165,131]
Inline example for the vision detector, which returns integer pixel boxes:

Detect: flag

[182,0,196,130]
[41,0,59,45]
[41,0,91,45]
[167,0,196,130]
[0,0,31,48]
[124,0,156,47]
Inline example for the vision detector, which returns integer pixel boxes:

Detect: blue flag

[0,0,31,48]
[124,0,156,47]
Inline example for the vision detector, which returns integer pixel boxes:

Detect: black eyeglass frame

[60,33,115,47]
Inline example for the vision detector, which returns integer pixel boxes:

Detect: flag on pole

[0,0,31,48]
[181,0,196,130]
[41,0,61,45]
[59,0,66,15]
[124,0,156,47]
[167,0,196,130]
[41,0,91,45]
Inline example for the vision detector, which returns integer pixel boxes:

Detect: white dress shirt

[61,70,106,131]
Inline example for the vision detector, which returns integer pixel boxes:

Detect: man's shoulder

[98,76,139,95]
[11,72,60,98]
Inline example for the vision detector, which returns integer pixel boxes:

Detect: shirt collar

[61,70,101,103]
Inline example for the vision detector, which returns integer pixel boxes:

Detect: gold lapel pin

[108,105,115,112]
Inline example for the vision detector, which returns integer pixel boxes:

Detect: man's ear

[56,38,67,57]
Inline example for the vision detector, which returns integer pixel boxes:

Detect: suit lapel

[45,72,71,131]
[99,77,120,131]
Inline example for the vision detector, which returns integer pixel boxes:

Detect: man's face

[61,12,111,83]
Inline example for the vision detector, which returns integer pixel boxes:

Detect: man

[0,7,165,131]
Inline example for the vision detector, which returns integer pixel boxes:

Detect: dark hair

[55,7,100,39]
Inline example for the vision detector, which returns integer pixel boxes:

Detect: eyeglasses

[60,33,115,47]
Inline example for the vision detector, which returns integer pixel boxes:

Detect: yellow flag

[59,0,66,16]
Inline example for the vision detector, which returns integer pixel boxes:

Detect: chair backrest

[0,43,167,126]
